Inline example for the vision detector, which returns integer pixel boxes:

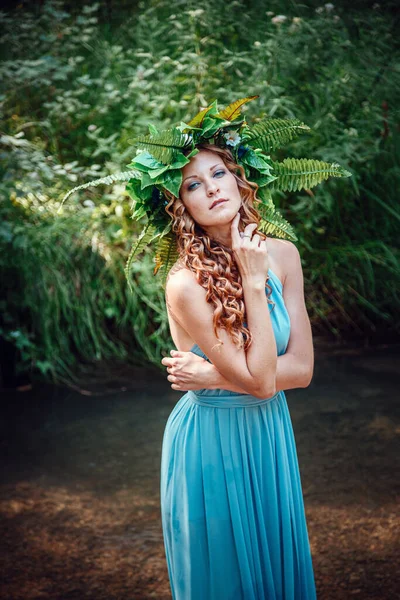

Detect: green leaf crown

[60,95,351,289]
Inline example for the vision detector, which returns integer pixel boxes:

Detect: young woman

[160,143,316,600]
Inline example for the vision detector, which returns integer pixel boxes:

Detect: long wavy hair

[164,143,274,351]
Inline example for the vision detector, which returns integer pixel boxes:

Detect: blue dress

[160,269,317,600]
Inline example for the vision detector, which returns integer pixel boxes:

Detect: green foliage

[124,221,158,292]
[130,129,193,164]
[243,118,310,153]
[60,170,140,205]
[64,94,341,283]
[257,203,298,242]
[272,158,352,192]
[1,0,399,382]
[154,232,180,288]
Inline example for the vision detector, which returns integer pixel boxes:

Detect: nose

[206,178,219,196]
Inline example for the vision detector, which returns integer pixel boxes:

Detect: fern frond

[272,158,351,192]
[59,170,140,211]
[243,118,310,153]
[153,231,179,288]
[131,129,192,164]
[257,203,298,241]
[257,186,275,208]
[125,222,158,292]
[217,95,259,121]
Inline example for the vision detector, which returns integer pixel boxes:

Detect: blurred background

[0,1,399,599]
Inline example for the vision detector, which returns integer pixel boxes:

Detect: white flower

[88,124,97,131]
[344,127,358,137]
[271,15,287,24]
[115,205,124,217]
[292,17,301,24]
[224,131,241,147]
[187,9,204,18]
[324,3,335,11]
[266,11,274,16]
[254,41,261,47]
[315,7,324,14]
[83,199,95,208]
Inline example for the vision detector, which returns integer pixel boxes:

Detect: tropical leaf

[59,170,140,210]
[148,123,158,135]
[243,118,310,153]
[153,231,179,287]
[156,168,182,197]
[217,95,259,121]
[186,103,215,128]
[240,148,274,175]
[257,186,275,208]
[271,158,351,192]
[124,221,158,292]
[257,202,298,241]
[130,129,192,164]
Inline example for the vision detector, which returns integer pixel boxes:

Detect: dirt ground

[0,344,399,600]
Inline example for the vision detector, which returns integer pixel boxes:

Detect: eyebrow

[182,163,224,183]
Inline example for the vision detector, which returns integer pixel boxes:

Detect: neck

[202,224,232,248]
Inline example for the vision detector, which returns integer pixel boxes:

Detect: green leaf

[257,186,274,208]
[257,203,298,241]
[59,170,140,210]
[148,164,170,179]
[200,115,226,137]
[251,172,277,187]
[186,147,199,159]
[157,169,182,197]
[271,158,352,192]
[130,129,192,164]
[148,123,158,135]
[126,179,152,203]
[243,118,310,153]
[241,148,274,175]
[153,231,180,287]
[216,95,259,121]
[170,152,191,169]
[130,151,165,172]
[140,171,156,190]
[125,222,158,292]
[131,204,148,220]
[186,101,216,128]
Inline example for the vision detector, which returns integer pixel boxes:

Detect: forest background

[1,0,399,386]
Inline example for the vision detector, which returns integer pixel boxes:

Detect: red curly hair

[164,143,274,351]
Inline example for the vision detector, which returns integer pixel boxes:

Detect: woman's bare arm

[164,241,313,394]
[204,241,313,392]
[165,216,277,399]
[166,270,276,398]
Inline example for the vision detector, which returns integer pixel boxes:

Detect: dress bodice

[189,268,291,397]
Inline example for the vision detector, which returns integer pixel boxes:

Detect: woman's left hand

[161,350,215,391]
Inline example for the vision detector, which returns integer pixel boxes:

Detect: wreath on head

[61,95,351,289]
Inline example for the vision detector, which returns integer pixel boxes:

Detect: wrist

[205,363,221,389]
[241,277,268,291]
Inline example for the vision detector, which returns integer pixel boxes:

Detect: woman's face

[179,149,242,228]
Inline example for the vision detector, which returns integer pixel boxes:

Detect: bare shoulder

[265,238,301,284]
[266,237,300,261]
[166,262,206,307]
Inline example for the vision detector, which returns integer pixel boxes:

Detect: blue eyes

[187,170,226,191]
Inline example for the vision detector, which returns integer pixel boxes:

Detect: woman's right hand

[231,212,270,285]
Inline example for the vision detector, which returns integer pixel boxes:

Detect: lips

[210,198,228,209]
